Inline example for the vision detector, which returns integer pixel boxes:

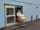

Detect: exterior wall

[0,0,32,28]
[0,0,16,28]
[16,0,32,21]
[16,0,40,20]
[0,0,5,28]
[16,0,32,16]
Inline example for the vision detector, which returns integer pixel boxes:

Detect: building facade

[0,0,32,28]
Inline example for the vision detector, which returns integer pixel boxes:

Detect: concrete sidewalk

[0,20,40,30]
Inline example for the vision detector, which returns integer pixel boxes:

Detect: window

[6,8,15,24]
[7,16,14,24]
[7,8,13,15]
[4,5,15,25]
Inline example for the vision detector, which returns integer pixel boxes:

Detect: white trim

[5,5,15,8]
[6,15,15,17]
[6,23,16,27]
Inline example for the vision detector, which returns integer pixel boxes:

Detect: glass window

[6,8,13,15]
[5,5,15,24]
[7,16,14,24]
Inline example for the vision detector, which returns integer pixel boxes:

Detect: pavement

[0,20,40,30]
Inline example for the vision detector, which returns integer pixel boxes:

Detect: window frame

[4,5,16,26]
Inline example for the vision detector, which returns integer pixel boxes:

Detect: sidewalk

[0,20,40,30]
